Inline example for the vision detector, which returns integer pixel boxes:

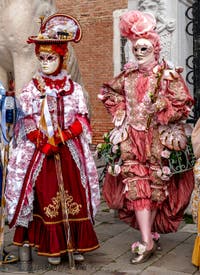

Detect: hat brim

[27,36,81,44]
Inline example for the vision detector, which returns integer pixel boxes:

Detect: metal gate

[185,0,200,123]
[191,0,200,123]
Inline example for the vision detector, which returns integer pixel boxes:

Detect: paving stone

[43,268,72,275]
[99,229,137,259]
[156,231,192,253]
[95,220,129,243]
[179,223,197,233]
[75,247,117,273]
[152,240,197,274]
[94,272,125,275]
[183,233,196,244]
[101,249,160,274]
[142,266,194,275]
[3,226,15,247]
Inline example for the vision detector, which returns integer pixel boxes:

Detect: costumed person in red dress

[5,13,100,265]
[98,10,194,264]
[0,81,18,264]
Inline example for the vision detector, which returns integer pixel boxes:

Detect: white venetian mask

[37,51,60,75]
[132,38,155,66]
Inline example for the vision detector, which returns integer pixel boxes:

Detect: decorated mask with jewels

[132,38,155,66]
[37,51,61,75]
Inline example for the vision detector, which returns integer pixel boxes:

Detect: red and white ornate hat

[28,13,82,44]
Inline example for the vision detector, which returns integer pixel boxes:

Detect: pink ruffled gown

[100,61,194,233]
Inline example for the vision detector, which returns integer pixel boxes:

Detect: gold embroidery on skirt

[44,190,82,218]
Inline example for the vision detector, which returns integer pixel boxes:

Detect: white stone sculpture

[125,0,176,63]
[138,0,176,61]
[0,0,83,95]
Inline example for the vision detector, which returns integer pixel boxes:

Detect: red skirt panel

[13,144,99,256]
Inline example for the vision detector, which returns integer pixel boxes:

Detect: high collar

[39,69,69,81]
[138,60,158,73]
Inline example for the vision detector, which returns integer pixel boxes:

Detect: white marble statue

[125,0,176,63]
[138,0,176,60]
[0,0,83,95]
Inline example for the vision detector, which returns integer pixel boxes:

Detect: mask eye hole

[141,47,147,52]
[38,55,44,61]
[47,55,54,61]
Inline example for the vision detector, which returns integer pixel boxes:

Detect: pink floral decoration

[108,164,121,176]
[131,241,141,250]
[162,166,171,175]
[131,241,146,254]
[123,61,138,71]
[114,164,121,175]
[151,232,160,241]
[156,166,171,181]
[119,10,161,60]
[119,10,156,39]
[161,149,171,159]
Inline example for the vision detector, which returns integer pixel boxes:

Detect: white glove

[109,124,128,145]
[112,110,126,127]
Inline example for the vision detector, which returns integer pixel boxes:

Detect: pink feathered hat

[119,10,161,60]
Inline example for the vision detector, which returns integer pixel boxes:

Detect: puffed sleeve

[73,82,92,143]
[156,69,193,125]
[18,81,39,134]
[19,82,36,116]
[99,71,126,118]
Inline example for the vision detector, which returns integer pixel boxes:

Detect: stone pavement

[0,200,199,275]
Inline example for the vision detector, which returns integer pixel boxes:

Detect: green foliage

[96,132,121,166]
[183,213,194,224]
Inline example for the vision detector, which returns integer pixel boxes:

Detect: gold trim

[38,249,69,257]
[33,214,89,224]
[44,190,82,218]
[13,241,29,246]
[37,244,100,256]
[44,192,60,218]
[13,242,100,256]
[75,244,100,252]
[13,242,38,248]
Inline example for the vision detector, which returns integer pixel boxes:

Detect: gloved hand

[54,119,83,145]
[27,130,59,155]
[70,119,83,136]
[112,110,126,127]
[109,124,128,145]
[26,129,47,147]
[40,143,59,156]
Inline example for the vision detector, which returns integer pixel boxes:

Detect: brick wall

[55,0,128,144]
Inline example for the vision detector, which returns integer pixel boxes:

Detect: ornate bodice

[20,70,88,136]
[125,70,158,131]
[100,62,193,132]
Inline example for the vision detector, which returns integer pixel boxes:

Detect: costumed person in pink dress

[98,10,194,264]
[5,13,100,265]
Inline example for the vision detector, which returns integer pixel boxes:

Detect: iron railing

[190,0,200,123]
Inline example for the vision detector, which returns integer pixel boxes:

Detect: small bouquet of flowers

[96,131,122,177]
[131,241,146,255]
